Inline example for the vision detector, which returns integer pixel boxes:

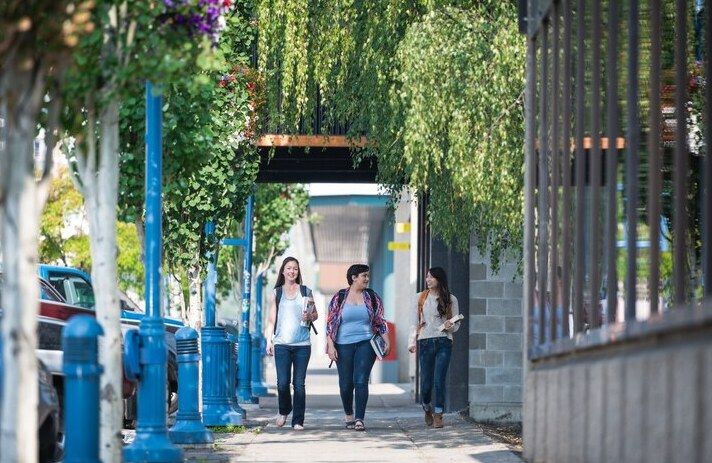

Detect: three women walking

[265,258,459,431]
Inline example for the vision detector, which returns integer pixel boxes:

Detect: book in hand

[438,313,464,332]
[370,333,388,360]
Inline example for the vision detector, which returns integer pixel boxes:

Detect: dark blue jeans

[274,344,311,426]
[418,337,452,414]
[335,339,376,421]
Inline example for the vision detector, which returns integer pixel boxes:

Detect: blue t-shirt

[335,303,372,344]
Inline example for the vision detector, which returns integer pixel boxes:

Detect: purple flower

[164,0,175,7]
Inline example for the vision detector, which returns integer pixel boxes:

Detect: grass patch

[209,425,246,434]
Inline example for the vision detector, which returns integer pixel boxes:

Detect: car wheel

[38,415,61,463]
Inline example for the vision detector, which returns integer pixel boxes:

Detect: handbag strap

[416,290,429,335]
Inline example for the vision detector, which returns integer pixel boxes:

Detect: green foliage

[116,221,144,297]
[256,0,525,269]
[40,167,88,266]
[118,6,262,276]
[39,166,144,295]
[253,183,310,269]
[215,183,309,300]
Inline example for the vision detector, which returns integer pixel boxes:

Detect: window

[70,277,95,309]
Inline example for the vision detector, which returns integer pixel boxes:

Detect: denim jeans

[335,339,376,421]
[274,344,311,426]
[418,337,452,414]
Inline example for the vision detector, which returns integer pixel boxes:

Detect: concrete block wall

[523,325,712,463]
[469,244,523,423]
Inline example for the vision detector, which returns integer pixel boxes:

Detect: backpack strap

[273,287,283,335]
[364,288,378,315]
[416,290,429,337]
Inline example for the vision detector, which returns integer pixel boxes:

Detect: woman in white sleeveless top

[265,257,318,430]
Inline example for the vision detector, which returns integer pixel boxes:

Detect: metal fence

[523,0,711,357]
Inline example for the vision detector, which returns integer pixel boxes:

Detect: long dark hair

[428,267,452,319]
[274,257,302,288]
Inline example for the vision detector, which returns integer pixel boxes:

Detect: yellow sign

[388,241,411,251]
[395,222,411,234]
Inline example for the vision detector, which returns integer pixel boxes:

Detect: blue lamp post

[202,222,244,425]
[251,273,269,396]
[236,195,256,403]
[124,82,183,463]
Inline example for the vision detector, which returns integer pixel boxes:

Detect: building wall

[523,324,712,463]
[370,210,397,383]
[469,242,523,423]
[392,197,417,383]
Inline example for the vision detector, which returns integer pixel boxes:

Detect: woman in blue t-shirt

[265,257,318,430]
[326,264,389,431]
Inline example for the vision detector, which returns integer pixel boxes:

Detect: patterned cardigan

[325,288,389,343]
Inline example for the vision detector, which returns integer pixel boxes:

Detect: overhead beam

[257,134,367,148]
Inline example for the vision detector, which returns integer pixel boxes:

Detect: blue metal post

[169,327,213,444]
[63,315,103,463]
[237,195,256,403]
[202,222,244,425]
[251,273,269,396]
[124,82,183,463]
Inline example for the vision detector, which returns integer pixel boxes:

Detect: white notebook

[438,313,464,332]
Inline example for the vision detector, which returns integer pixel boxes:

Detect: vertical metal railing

[589,0,602,329]
[605,0,619,324]
[524,0,710,355]
[573,0,585,334]
[549,1,560,342]
[673,0,689,306]
[538,20,550,343]
[624,0,639,323]
[648,0,662,315]
[561,0,572,338]
[705,0,712,298]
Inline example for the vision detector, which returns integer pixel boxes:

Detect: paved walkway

[182,357,522,463]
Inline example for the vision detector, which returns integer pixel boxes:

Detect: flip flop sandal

[275,415,287,427]
[354,420,365,431]
[345,420,356,429]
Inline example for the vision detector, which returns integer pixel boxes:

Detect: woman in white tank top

[265,257,318,430]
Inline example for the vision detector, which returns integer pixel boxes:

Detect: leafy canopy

[255,0,525,268]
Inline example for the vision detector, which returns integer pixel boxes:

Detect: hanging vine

[256,0,525,269]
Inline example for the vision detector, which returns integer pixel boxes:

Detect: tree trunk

[82,100,123,463]
[187,261,203,330]
[167,273,185,320]
[0,64,45,463]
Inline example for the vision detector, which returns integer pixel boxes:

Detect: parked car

[0,290,63,462]
[37,264,182,425]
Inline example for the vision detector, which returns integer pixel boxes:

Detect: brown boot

[424,409,434,426]
[433,413,444,428]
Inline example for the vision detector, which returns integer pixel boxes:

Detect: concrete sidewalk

[183,358,521,462]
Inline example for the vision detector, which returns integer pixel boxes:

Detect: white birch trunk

[0,66,44,463]
[80,100,123,463]
[187,262,203,330]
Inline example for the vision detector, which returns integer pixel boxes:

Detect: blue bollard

[237,195,256,403]
[251,273,269,396]
[124,81,182,463]
[169,327,213,444]
[63,315,103,463]
[226,331,240,408]
[202,222,244,425]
